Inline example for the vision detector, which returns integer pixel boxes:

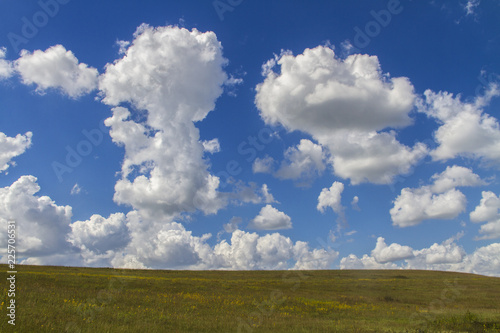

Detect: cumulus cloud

[470,191,500,223]
[341,235,500,277]
[99,25,228,220]
[248,204,292,230]
[16,45,99,98]
[223,216,243,233]
[292,241,339,270]
[253,140,326,186]
[255,46,427,184]
[391,187,466,227]
[391,165,485,227]
[0,176,74,259]
[110,212,213,269]
[460,243,500,276]
[0,47,14,79]
[470,191,500,240]
[214,230,338,270]
[0,175,333,270]
[0,131,32,173]
[430,165,488,193]
[410,241,465,266]
[371,237,414,263]
[228,181,276,205]
[108,212,334,270]
[477,221,500,240]
[274,139,326,185]
[261,184,277,204]
[202,138,221,154]
[252,155,275,174]
[317,181,345,216]
[68,213,130,254]
[340,254,400,270]
[418,86,500,165]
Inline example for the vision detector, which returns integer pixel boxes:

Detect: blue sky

[1,0,500,275]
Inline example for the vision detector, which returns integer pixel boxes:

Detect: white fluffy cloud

[99,25,229,220]
[317,181,344,216]
[255,46,427,184]
[430,165,487,193]
[253,155,275,174]
[108,212,334,270]
[470,191,500,240]
[470,191,500,223]
[15,45,99,98]
[223,216,243,233]
[274,139,326,184]
[324,131,428,185]
[0,47,13,80]
[253,139,326,186]
[110,211,214,269]
[477,221,500,240]
[391,187,466,227]
[340,254,400,270]
[292,241,339,270]
[202,138,221,154]
[0,131,32,173]
[261,184,277,204]
[341,235,500,277]
[0,176,73,259]
[418,86,500,164]
[371,237,414,263]
[391,166,485,227]
[256,46,415,134]
[248,204,292,230]
[68,213,130,254]
[214,231,337,270]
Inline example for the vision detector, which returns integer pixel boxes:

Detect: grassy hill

[1,265,499,332]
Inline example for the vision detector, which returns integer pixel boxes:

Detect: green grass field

[1,265,499,332]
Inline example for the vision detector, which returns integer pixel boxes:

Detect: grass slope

[1,265,500,332]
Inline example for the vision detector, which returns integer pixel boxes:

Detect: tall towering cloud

[99,25,228,221]
[255,46,427,184]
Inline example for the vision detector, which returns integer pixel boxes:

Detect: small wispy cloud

[463,0,480,16]
[71,183,82,195]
